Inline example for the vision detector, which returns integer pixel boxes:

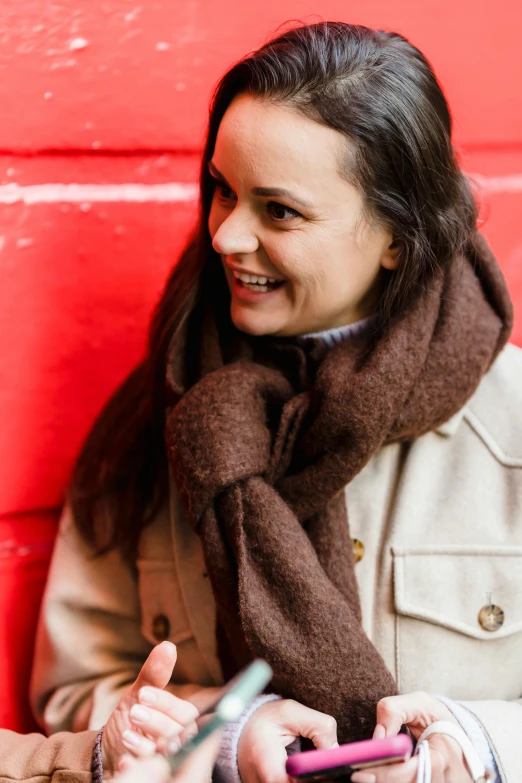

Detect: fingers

[375,696,411,738]
[121,729,157,758]
[138,686,200,725]
[129,685,200,747]
[129,642,178,695]
[129,701,198,745]
[428,734,472,782]
[375,691,457,739]
[351,756,419,783]
[279,700,338,749]
[350,736,471,783]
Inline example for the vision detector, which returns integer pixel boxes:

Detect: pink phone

[285,735,413,781]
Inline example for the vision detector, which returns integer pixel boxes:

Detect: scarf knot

[166,236,512,741]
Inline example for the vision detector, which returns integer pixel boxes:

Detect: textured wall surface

[1,0,521,516]
[0,0,521,730]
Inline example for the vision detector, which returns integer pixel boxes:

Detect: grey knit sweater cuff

[214,694,281,783]
[91,726,105,783]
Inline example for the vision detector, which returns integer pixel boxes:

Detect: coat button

[352,539,365,564]
[152,614,171,641]
[478,604,504,632]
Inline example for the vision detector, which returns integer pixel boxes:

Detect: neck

[295,314,380,358]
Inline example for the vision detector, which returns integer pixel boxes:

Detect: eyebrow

[208,161,313,209]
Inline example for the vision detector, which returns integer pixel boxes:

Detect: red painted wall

[0,0,521,730]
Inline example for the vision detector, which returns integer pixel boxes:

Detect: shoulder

[463,343,522,465]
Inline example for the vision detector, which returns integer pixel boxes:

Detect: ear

[380,238,401,271]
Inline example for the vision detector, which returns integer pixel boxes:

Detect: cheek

[316,227,379,287]
[275,227,379,302]
[266,233,325,286]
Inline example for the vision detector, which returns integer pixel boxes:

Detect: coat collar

[435,407,467,437]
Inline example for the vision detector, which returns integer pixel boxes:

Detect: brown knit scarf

[165,235,512,742]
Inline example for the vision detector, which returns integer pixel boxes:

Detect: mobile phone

[286,735,413,781]
[165,659,273,773]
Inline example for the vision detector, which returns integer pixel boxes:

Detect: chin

[230,309,281,338]
[233,319,271,337]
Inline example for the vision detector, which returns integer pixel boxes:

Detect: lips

[231,268,286,294]
[231,274,285,302]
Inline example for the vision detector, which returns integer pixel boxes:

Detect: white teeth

[232,270,284,290]
[233,271,282,284]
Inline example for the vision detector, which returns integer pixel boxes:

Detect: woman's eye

[266,201,302,221]
[214,181,236,201]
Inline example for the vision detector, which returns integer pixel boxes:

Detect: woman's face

[208,94,398,337]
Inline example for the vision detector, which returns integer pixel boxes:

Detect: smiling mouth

[233,270,285,293]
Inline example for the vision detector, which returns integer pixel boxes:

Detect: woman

[3,642,213,783]
[31,22,521,783]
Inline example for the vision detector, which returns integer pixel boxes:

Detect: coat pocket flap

[392,546,522,640]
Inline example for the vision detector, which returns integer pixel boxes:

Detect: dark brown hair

[70,21,477,556]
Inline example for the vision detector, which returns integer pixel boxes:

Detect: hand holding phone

[285,734,413,781]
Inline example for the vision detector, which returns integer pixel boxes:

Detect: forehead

[213,93,346,184]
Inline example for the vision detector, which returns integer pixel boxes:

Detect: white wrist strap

[415,738,431,783]
[415,721,490,783]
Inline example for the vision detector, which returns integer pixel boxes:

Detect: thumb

[283,702,338,749]
[375,692,457,740]
[375,694,423,738]
[130,642,177,694]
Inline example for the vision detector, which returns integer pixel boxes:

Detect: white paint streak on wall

[0,182,200,204]
[468,174,522,194]
[0,176,521,205]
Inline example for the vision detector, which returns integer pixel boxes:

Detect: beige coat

[31,344,522,781]
[0,729,97,783]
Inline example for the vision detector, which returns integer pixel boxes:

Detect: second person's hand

[101,641,199,771]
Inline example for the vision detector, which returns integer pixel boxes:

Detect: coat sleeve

[31,503,220,735]
[456,698,522,783]
[0,729,97,783]
[30,506,155,733]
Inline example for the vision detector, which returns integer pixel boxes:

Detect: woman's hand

[102,641,199,772]
[350,691,473,783]
[237,699,338,783]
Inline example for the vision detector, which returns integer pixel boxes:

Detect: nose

[211,209,259,257]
